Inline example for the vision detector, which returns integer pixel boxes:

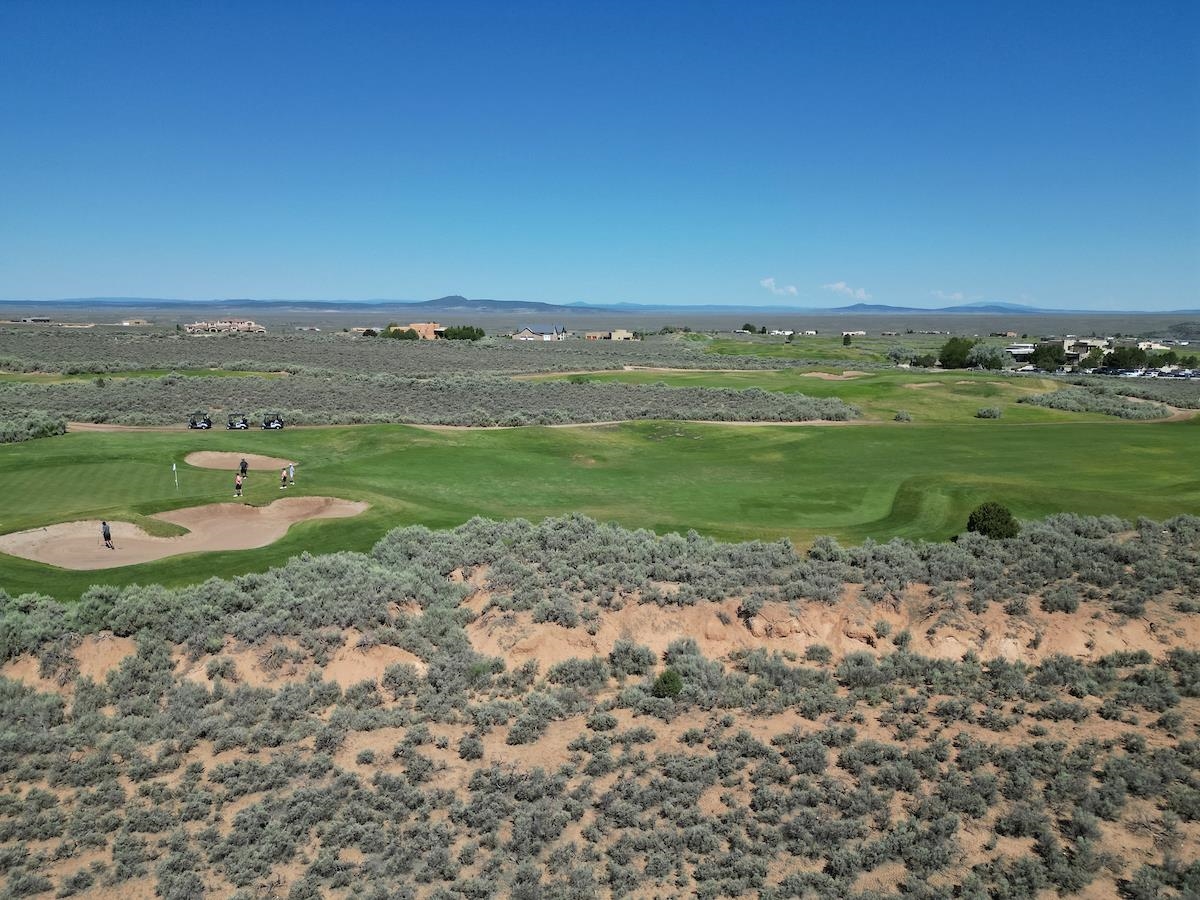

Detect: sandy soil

[184,450,296,471]
[0,496,368,569]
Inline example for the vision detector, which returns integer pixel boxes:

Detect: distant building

[513,324,567,341]
[120,318,151,326]
[992,331,1019,338]
[842,330,867,337]
[185,319,266,334]
[20,316,51,324]
[610,328,635,341]
[585,331,609,340]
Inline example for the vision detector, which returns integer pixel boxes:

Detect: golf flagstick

[173,461,179,490]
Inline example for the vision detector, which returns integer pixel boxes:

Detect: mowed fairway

[0,411,1197,599]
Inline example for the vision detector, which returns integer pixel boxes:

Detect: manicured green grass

[1,414,1197,599]
[541,369,1111,424]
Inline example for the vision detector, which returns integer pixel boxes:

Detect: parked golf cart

[187,412,212,430]
[227,413,250,430]
[261,413,285,430]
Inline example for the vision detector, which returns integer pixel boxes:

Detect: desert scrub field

[1,417,1198,598]
[0,373,859,427]
[0,514,1196,898]
[1018,387,1173,419]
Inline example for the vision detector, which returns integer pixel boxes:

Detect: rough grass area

[0,374,859,427]
[0,417,1197,597]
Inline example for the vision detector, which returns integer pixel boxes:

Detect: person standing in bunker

[239,458,248,478]
[280,467,288,490]
[101,520,113,550]
[288,462,295,485]
[235,472,243,497]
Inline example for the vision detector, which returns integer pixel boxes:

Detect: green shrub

[967,502,1019,539]
[651,668,683,698]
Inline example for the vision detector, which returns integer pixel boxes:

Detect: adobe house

[388,322,446,340]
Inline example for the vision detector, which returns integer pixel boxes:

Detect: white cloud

[822,281,871,301]
[760,277,798,297]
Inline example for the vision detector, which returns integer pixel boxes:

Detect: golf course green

[1,401,1196,598]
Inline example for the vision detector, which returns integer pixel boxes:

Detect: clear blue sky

[2,0,1197,309]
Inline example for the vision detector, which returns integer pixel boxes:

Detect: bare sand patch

[323,633,427,687]
[0,496,368,570]
[185,450,296,471]
[77,633,137,682]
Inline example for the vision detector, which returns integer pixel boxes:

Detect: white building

[512,324,567,341]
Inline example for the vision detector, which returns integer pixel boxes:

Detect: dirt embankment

[463,579,1197,672]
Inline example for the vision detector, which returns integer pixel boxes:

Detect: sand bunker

[0,496,368,570]
[185,451,295,471]
[800,370,868,381]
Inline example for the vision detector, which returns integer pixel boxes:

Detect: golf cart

[227,413,250,430]
[261,413,285,430]
[187,411,213,430]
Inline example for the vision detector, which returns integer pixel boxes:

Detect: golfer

[239,458,248,478]
[235,473,244,497]
[280,467,288,490]
[101,521,113,550]
[288,462,295,485]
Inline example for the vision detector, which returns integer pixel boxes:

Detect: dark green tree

[1105,346,1149,368]
[967,502,1019,539]
[843,333,852,346]
[939,336,979,368]
[1030,343,1067,371]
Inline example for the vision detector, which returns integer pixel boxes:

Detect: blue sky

[1,1,1197,309]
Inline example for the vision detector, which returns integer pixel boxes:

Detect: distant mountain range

[1,295,1197,316]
